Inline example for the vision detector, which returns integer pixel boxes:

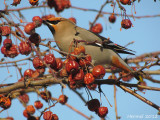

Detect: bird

[43,17,143,82]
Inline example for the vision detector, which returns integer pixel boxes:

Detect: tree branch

[119,85,160,111]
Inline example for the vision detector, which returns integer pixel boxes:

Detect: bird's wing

[75,26,135,55]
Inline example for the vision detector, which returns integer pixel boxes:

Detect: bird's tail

[111,55,143,82]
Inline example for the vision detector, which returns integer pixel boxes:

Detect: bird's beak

[43,20,55,35]
[42,20,48,25]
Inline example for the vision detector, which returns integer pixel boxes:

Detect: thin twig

[90,0,111,30]
[114,85,119,120]
[119,85,160,111]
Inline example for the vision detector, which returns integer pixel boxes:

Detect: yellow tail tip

[138,75,143,82]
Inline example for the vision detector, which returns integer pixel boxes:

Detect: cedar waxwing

[43,17,142,82]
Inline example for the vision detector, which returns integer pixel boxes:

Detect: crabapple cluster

[86,99,108,118]
[11,0,39,6]
[47,0,71,13]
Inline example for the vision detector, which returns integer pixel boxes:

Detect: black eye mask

[46,20,60,25]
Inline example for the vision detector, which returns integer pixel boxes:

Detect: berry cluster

[11,0,39,6]
[86,99,108,118]
[24,16,42,35]
[23,100,43,119]
[1,38,18,58]
[0,16,43,58]
[57,45,106,90]
[27,44,106,91]
[0,26,18,58]
[47,0,71,13]
[43,111,59,120]
[20,92,66,119]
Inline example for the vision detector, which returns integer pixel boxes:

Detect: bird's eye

[46,20,60,25]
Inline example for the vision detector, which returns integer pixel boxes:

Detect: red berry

[34,100,43,109]
[91,23,103,34]
[69,52,77,60]
[40,91,51,102]
[1,26,11,36]
[62,0,71,8]
[79,54,92,67]
[59,68,68,77]
[43,111,54,120]
[29,33,41,46]
[121,19,132,29]
[86,99,100,111]
[92,65,105,79]
[50,58,63,71]
[26,105,35,115]
[24,69,35,78]
[74,45,85,55]
[108,74,117,80]
[120,0,130,5]
[109,14,116,23]
[32,16,43,27]
[72,69,84,81]
[119,71,133,82]
[138,81,147,91]
[69,17,76,24]
[29,0,39,6]
[47,0,55,8]
[65,60,79,74]
[97,107,108,118]
[5,44,19,58]
[18,93,29,104]
[18,41,32,55]
[0,97,11,109]
[3,39,12,49]
[43,53,56,65]
[84,73,95,85]
[58,95,68,104]
[1,46,7,55]
[53,58,63,71]
[42,14,55,20]
[48,0,64,12]
[11,0,21,6]
[68,74,76,89]
[87,84,97,90]
[63,58,70,65]
[33,57,45,69]
[52,114,59,120]
[35,68,45,75]
[23,109,30,118]
[28,116,38,120]
[24,22,35,35]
